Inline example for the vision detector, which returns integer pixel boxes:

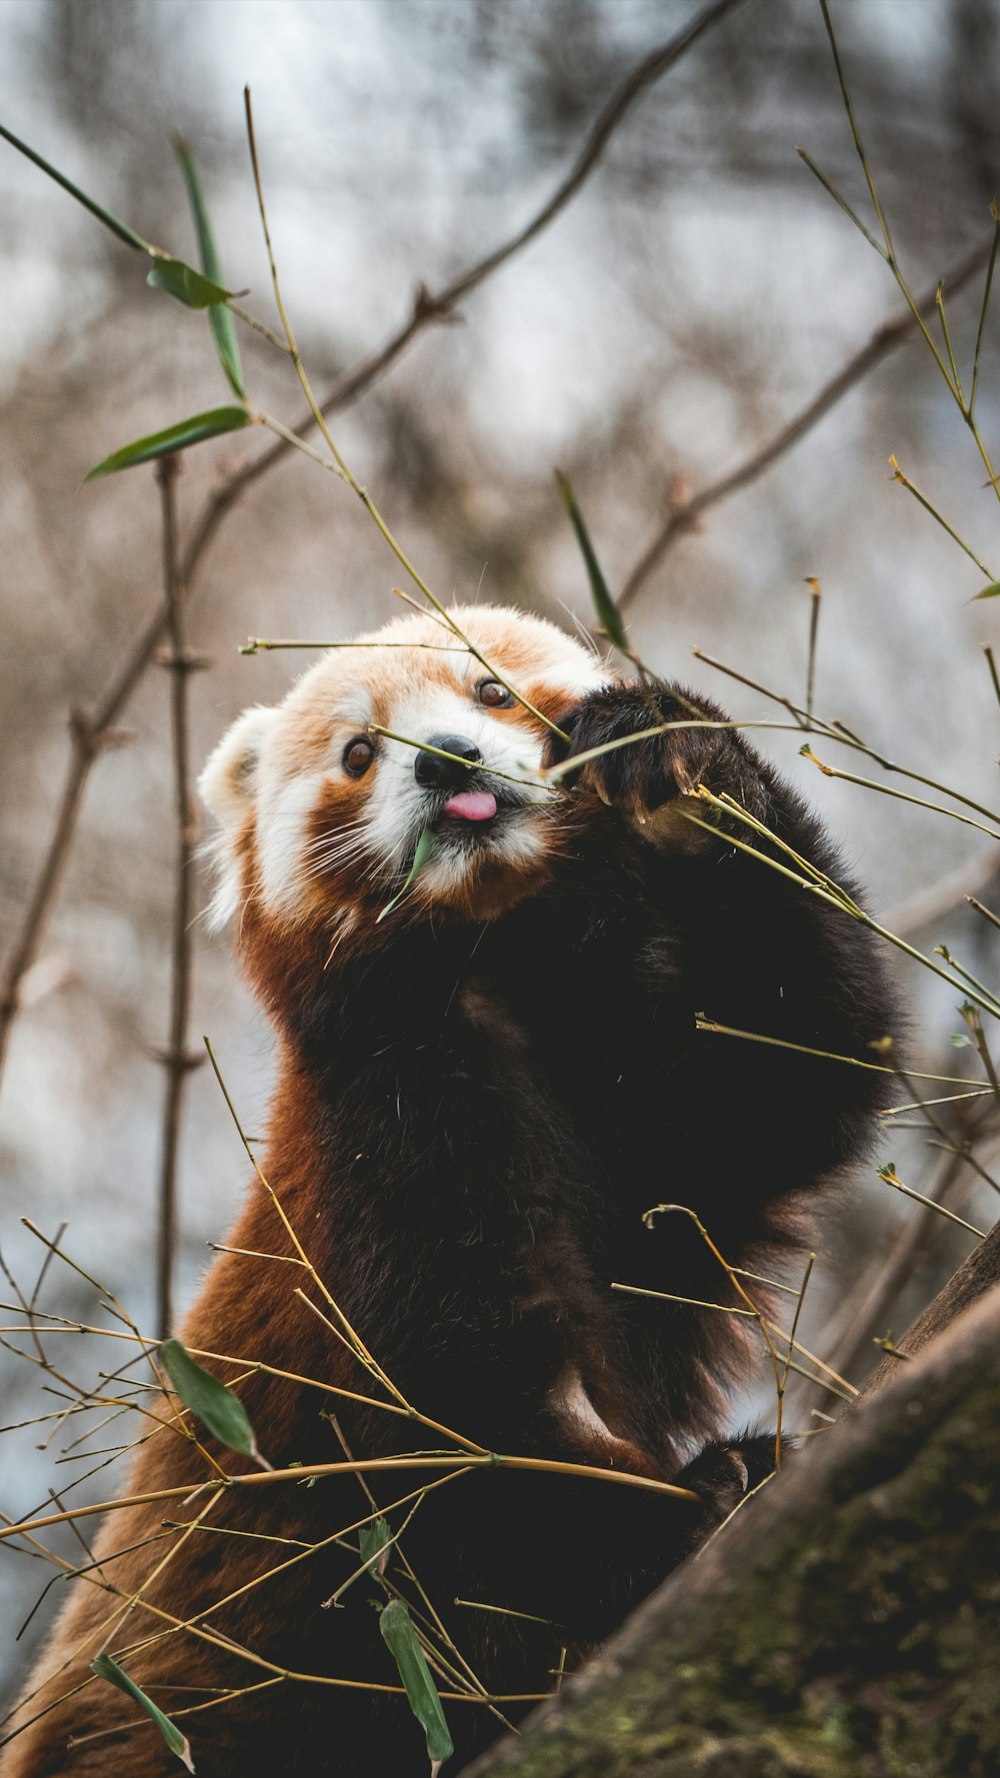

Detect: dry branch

[881,850,1000,943]
[185,0,750,567]
[0,603,163,1086]
[617,242,989,613]
[816,1145,976,1406]
[153,458,204,1340]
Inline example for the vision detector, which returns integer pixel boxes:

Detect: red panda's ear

[199,706,279,930]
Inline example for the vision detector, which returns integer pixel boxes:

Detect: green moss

[465,1363,1000,1778]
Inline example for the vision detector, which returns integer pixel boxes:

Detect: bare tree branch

[153,457,204,1341]
[0,670,158,1091]
[180,0,750,579]
[617,242,989,612]
[882,850,1000,942]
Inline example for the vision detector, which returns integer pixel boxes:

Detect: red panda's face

[199,605,609,940]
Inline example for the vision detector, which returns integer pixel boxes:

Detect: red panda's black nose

[414,735,483,790]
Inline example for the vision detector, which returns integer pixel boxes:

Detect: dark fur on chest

[247,792,888,1481]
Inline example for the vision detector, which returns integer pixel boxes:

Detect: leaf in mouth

[376,828,436,924]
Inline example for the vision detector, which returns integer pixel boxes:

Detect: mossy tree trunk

[462,1281,1000,1778]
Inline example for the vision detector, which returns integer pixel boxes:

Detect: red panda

[3,603,890,1776]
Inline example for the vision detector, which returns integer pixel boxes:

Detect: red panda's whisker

[302,854,369,879]
[302,822,369,856]
[301,833,372,863]
[304,835,371,863]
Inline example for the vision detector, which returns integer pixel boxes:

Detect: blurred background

[2,0,1000,1703]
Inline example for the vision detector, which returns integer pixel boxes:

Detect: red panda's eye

[478,679,514,709]
[343,738,375,777]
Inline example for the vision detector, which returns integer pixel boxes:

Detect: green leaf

[555,469,629,653]
[174,139,246,397]
[85,406,252,479]
[146,258,234,310]
[157,1337,261,1462]
[359,1515,392,1576]
[379,1599,454,1763]
[376,828,435,924]
[91,1654,194,1772]
[0,120,151,252]
[972,580,1000,600]
[0,120,248,387]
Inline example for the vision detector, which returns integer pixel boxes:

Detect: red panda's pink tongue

[443,790,498,822]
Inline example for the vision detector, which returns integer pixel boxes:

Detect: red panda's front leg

[549,678,773,850]
[544,675,896,1221]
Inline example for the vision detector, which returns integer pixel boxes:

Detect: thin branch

[617,243,989,612]
[818,1126,1000,1409]
[805,577,821,724]
[984,644,1000,713]
[881,854,1000,943]
[889,455,992,580]
[0,1449,698,1549]
[181,0,749,576]
[154,459,204,1341]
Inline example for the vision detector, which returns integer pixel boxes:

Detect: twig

[800,745,1000,845]
[813,0,1000,498]
[242,90,568,737]
[181,0,750,577]
[0,1449,698,1549]
[881,854,1000,943]
[889,455,993,580]
[0,658,149,1093]
[969,894,1000,935]
[818,1130,1000,1408]
[682,785,1000,1020]
[154,460,204,1340]
[878,1163,986,1238]
[984,644,1000,713]
[805,578,822,724]
[616,243,989,613]
[690,647,1000,828]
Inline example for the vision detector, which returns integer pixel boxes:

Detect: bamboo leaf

[0,120,151,251]
[379,1599,454,1763]
[555,469,629,652]
[91,1654,195,1772]
[0,121,245,375]
[359,1515,392,1576]
[376,828,435,923]
[157,1337,261,1462]
[174,139,246,396]
[146,258,235,310]
[972,580,1000,600]
[85,407,252,479]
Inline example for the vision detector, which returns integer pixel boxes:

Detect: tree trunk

[462,1285,1000,1777]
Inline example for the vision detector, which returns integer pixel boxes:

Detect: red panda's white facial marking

[200,605,609,935]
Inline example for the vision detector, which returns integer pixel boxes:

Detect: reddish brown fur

[3,607,893,1777]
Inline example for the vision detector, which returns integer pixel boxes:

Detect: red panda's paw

[550,683,762,844]
[670,1434,779,1558]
